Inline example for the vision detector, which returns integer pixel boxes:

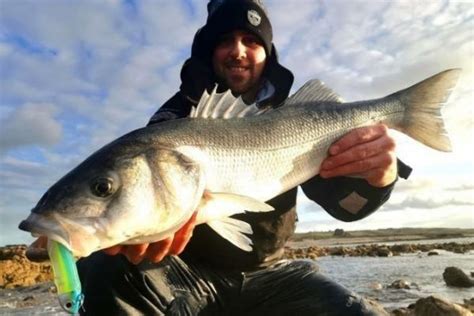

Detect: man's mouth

[225,63,250,73]
[228,66,248,72]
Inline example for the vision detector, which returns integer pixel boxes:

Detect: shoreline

[287,234,474,248]
[1,235,473,289]
[1,238,473,315]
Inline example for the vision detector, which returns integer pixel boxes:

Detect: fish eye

[91,177,115,198]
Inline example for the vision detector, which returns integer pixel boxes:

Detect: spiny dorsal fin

[284,79,344,107]
[190,85,269,119]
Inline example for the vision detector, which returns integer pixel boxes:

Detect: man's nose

[229,40,246,59]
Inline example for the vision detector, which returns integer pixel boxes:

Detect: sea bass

[19,69,460,257]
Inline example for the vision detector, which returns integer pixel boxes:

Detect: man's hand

[319,124,397,188]
[103,211,198,265]
[26,236,49,262]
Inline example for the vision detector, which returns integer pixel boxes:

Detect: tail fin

[395,69,461,152]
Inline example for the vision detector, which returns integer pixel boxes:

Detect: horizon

[2,226,473,247]
[1,1,473,246]
[294,226,474,233]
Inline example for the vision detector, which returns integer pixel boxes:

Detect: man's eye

[242,37,261,47]
[217,36,233,46]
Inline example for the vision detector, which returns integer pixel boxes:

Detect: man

[77,0,411,314]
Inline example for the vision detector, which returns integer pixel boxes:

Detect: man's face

[212,30,267,96]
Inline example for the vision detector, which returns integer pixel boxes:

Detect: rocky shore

[1,242,473,315]
[283,241,474,259]
[0,245,52,289]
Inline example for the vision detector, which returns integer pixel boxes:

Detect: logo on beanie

[247,10,261,26]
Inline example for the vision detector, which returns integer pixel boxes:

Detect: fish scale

[153,101,391,201]
[19,69,460,258]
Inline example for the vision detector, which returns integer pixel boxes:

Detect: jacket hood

[181,32,293,107]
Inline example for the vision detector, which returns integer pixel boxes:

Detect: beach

[1,232,473,315]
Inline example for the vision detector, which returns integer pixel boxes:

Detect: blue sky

[1,0,473,245]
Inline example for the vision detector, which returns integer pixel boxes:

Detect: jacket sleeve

[301,159,412,222]
[147,92,193,126]
[147,57,216,126]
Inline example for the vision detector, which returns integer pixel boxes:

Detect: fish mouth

[19,213,72,250]
[19,213,102,257]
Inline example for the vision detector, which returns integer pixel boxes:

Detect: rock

[390,306,414,315]
[413,295,472,316]
[443,267,474,288]
[459,297,474,313]
[428,251,439,256]
[369,282,383,290]
[0,245,27,260]
[0,245,53,289]
[334,228,345,236]
[418,244,432,252]
[329,247,350,256]
[362,297,390,315]
[388,279,411,289]
[377,247,393,257]
[333,228,351,237]
[462,298,474,313]
[22,295,35,301]
[284,242,474,259]
[390,244,414,253]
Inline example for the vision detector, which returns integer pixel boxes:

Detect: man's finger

[146,238,173,263]
[320,152,395,179]
[170,229,193,255]
[125,244,149,264]
[26,236,49,262]
[103,245,123,256]
[29,236,48,249]
[322,135,395,170]
[329,124,388,155]
[170,212,197,255]
[26,237,49,262]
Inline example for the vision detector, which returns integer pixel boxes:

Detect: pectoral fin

[196,192,274,223]
[207,217,253,252]
[196,192,274,252]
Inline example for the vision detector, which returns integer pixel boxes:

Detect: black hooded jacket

[147,7,411,269]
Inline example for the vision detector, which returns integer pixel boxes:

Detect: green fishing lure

[47,240,84,314]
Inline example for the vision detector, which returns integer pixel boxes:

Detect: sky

[0,0,473,246]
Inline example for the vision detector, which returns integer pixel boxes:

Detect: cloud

[0,157,51,246]
[273,0,473,104]
[295,206,474,232]
[382,196,473,212]
[295,174,474,232]
[1,1,473,245]
[373,175,474,212]
[0,103,62,152]
[0,1,129,52]
[0,1,201,159]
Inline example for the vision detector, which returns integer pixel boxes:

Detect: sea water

[317,249,474,310]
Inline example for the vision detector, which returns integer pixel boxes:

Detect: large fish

[19,69,460,257]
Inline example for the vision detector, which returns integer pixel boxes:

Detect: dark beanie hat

[192,0,273,62]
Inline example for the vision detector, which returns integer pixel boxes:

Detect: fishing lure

[47,239,84,314]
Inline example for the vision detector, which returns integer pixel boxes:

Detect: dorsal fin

[284,79,344,107]
[190,86,269,119]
